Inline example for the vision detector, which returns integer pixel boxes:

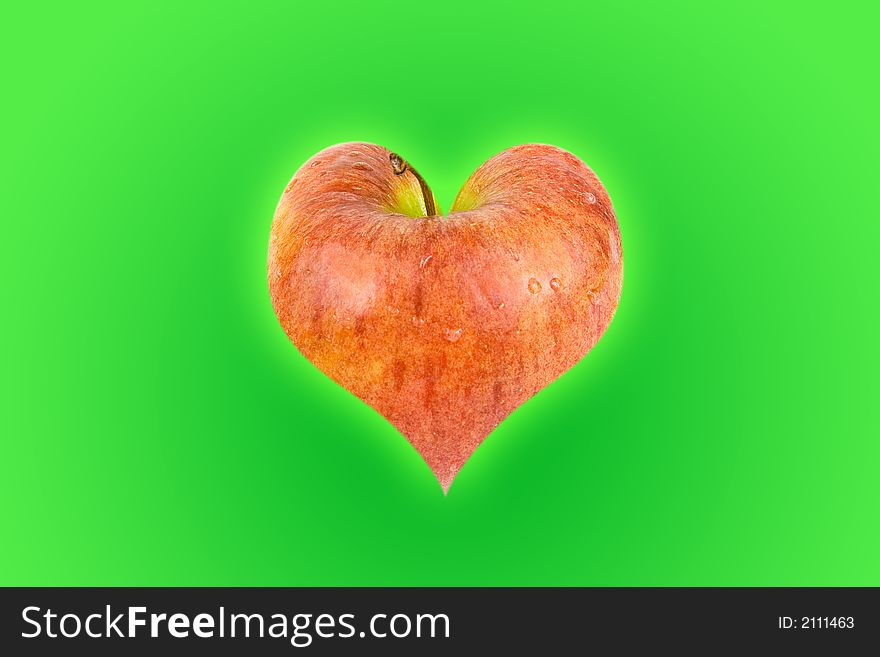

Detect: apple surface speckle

[443,327,463,343]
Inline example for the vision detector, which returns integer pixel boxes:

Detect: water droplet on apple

[411,316,425,327]
[310,160,322,168]
[419,255,433,268]
[549,277,561,292]
[584,192,597,204]
[386,305,400,315]
[273,268,281,279]
[444,327,463,343]
[352,162,372,171]
[528,278,542,294]
[497,302,505,309]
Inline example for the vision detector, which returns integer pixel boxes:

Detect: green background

[2,1,878,585]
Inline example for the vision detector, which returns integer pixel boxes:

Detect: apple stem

[389,152,437,217]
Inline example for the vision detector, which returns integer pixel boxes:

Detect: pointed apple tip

[431,466,460,495]
[433,468,456,495]
[413,440,469,495]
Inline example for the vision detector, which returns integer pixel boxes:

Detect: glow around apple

[268,142,622,492]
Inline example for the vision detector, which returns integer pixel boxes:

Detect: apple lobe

[268,142,623,492]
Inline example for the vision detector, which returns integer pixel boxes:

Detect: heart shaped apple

[268,142,622,492]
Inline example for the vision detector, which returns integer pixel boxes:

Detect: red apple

[268,142,622,492]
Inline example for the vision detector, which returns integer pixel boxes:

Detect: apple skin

[268,142,622,492]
